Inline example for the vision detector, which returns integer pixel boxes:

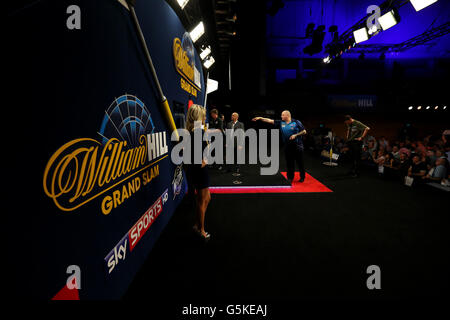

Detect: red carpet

[210,172,332,194]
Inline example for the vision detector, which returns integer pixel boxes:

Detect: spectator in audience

[378,136,389,151]
[408,155,427,179]
[426,150,437,169]
[399,145,411,158]
[373,149,386,166]
[367,138,377,155]
[422,158,448,183]
[391,145,400,160]
[416,141,426,156]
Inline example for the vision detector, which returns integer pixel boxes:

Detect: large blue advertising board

[8,0,205,299]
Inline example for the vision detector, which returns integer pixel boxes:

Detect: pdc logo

[105,189,169,274]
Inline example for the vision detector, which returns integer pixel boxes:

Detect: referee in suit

[226,112,245,173]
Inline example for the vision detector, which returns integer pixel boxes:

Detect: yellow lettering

[101,195,113,215]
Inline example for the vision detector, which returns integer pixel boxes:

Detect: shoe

[299,177,305,183]
[193,226,211,241]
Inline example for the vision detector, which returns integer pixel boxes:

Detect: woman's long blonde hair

[185,104,206,132]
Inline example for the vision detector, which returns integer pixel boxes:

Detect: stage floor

[208,164,332,193]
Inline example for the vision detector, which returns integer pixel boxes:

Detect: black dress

[184,129,210,190]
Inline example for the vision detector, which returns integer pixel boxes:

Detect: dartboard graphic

[98,94,155,146]
[181,32,195,69]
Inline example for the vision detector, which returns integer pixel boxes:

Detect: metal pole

[126,0,179,141]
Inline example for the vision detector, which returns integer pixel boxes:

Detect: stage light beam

[410,0,438,12]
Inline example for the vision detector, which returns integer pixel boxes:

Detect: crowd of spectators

[312,129,450,187]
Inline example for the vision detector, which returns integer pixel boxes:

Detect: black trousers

[348,140,363,174]
[285,143,305,180]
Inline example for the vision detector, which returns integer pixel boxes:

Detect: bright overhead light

[435,106,439,110]
[206,78,218,94]
[200,46,211,60]
[408,106,413,110]
[190,22,205,43]
[426,106,430,109]
[323,56,331,63]
[177,0,190,10]
[410,0,438,12]
[353,27,369,43]
[378,10,399,31]
[417,106,422,110]
[443,106,447,110]
[203,56,215,69]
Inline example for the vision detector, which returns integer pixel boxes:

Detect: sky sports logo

[105,189,169,274]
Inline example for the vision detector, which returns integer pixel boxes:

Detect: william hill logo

[173,33,201,97]
[42,95,168,215]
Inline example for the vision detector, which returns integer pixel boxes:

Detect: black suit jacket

[226,121,244,131]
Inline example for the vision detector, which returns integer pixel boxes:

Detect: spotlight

[417,106,422,110]
[190,22,205,43]
[378,10,399,31]
[410,0,438,12]
[323,56,331,64]
[408,106,413,110]
[353,27,369,44]
[203,56,215,69]
[426,106,430,110]
[177,0,190,9]
[435,106,439,110]
[200,46,211,60]
[444,106,447,110]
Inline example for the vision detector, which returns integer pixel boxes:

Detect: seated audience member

[383,153,393,168]
[391,152,410,180]
[422,158,448,183]
[435,149,445,160]
[425,150,437,169]
[373,149,386,166]
[378,136,389,150]
[367,139,377,155]
[391,145,400,160]
[399,146,411,158]
[408,155,427,179]
[416,141,426,155]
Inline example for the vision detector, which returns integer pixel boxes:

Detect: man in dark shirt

[344,115,370,177]
[209,108,223,132]
[253,110,307,182]
[208,109,224,170]
[408,155,427,179]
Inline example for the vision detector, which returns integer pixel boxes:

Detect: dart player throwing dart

[253,110,307,183]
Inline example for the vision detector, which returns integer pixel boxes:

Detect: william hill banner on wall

[7,0,205,299]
